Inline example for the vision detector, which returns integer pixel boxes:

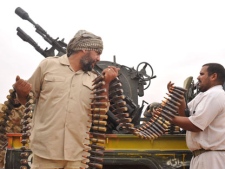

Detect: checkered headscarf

[67,30,103,56]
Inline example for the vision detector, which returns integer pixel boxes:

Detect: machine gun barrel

[16,27,47,57]
[15,7,66,55]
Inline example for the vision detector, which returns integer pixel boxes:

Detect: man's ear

[211,73,218,81]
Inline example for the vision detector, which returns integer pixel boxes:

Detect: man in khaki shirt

[13,30,119,169]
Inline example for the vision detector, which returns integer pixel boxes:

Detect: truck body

[5,133,192,169]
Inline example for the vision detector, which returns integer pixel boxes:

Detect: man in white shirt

[168,63,225,169]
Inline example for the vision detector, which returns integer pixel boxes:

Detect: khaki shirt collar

[59,54,92,75]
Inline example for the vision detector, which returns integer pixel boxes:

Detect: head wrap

[67,30,103,56]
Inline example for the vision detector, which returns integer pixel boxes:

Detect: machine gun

[15,7,156,133]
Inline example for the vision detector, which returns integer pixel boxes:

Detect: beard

[198,80,211,92]
[80,52,95,72]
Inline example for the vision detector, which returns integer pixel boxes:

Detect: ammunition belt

[134,85,187,139]
[82,74,135,169]
[0,89,18,152]
[0,88,33,168]
[81,74,109,169]
[108,77,135,134]
[20,91,35,168]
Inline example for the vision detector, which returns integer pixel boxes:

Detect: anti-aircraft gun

[15,7,156,133]
[15,7,67,57]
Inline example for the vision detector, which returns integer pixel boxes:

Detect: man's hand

[102,66,120,84]
[167,81,187,117]
[167,81,175,93]
[13,75,32,104]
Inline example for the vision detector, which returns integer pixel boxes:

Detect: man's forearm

[171,116,202,132]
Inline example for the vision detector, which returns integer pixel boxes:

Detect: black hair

[203,63,225,84]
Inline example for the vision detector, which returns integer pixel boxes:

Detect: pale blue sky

[0,0,225,106]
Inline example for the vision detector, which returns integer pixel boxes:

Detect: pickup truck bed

[5,133,192,169]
